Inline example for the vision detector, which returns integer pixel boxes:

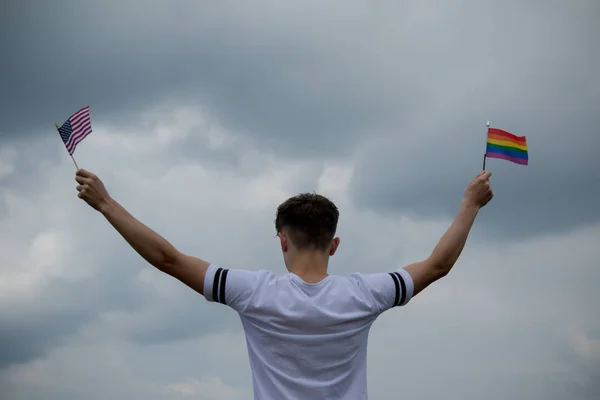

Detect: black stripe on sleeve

[389,272,400,307]
[393,272,406,306]
[218,269,229,305]
[212,268,223,302]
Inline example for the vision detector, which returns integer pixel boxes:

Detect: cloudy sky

[1,1,599,399]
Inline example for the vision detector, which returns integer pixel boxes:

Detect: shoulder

[203,265,279,310]
[320,273,380,302]
[344,272,384,289]
[343,270,414,312]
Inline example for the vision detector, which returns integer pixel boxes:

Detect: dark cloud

[4,0,598,237]
[348,0,600,237]
[2,0,412,158]
[0,305,88,368]
[350,113,600,238]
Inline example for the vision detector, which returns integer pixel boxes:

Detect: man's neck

[288,252,329,284]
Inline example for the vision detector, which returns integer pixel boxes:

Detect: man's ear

[329,237,341,256]
[279,232,288,252]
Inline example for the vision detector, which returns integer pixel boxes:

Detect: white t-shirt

[203,264,414,400]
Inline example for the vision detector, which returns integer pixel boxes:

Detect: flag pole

[55,123,80,170]
[70,155,80,170]
[482,121,490,170]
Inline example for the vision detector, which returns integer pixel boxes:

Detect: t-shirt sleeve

[202,264,258,313]
[352,268,414,313]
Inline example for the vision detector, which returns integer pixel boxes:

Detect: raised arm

[403,171,494,297]
[75,169,210,294]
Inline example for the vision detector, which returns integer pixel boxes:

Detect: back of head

[275,193,339,251]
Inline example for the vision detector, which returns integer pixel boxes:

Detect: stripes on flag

[485,127,528,165]
[57,106,92,155]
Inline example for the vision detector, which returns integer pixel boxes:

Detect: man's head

[275,193,340,264]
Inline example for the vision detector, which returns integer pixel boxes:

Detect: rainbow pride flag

[485,127,528,165]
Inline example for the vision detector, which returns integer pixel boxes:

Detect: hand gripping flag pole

[55,106,92,170]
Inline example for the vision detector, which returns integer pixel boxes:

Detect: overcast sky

[1,1,599,399]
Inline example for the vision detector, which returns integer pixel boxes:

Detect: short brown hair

[275,193,339,251]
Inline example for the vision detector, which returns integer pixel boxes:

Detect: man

[75,169,493,399]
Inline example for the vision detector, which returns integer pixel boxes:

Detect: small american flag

[57,106,92,155]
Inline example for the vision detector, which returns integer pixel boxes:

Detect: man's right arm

[403,171,494,297]
[75,169,210,295]
[100,198,210,294]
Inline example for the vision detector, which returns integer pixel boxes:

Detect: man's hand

[75,169,112,212]
[463,171,494,209]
